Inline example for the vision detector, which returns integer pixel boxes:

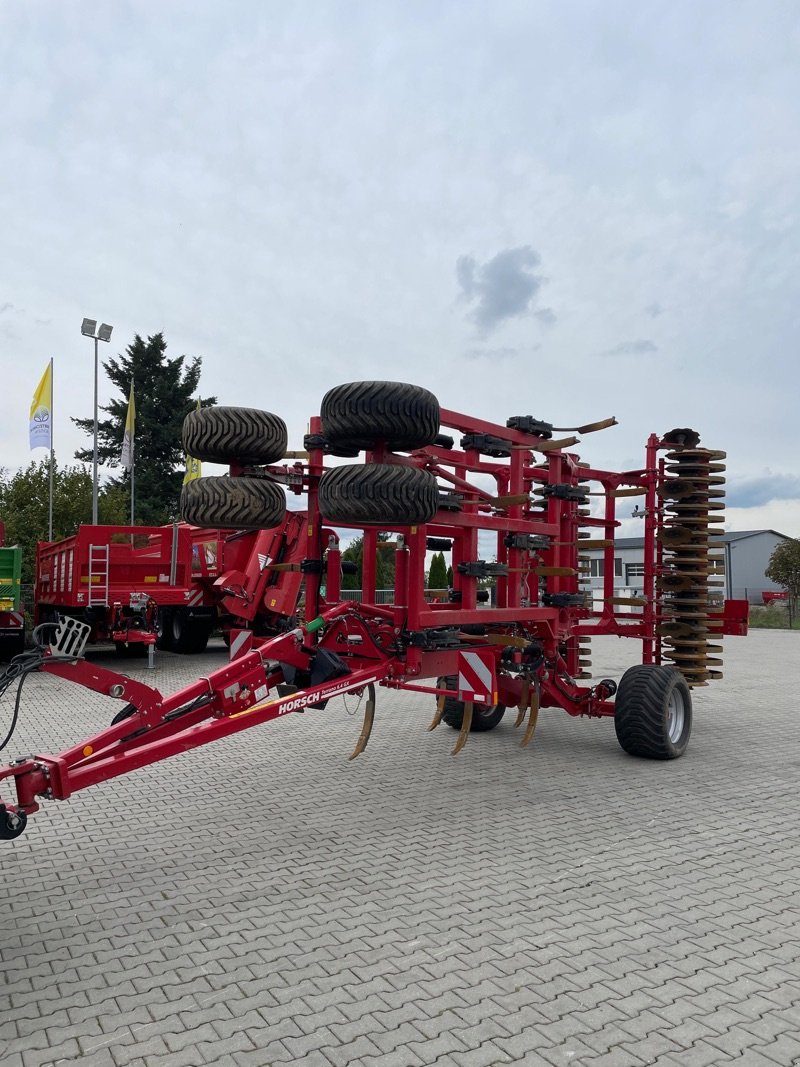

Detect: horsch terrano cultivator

[0,382,747,840]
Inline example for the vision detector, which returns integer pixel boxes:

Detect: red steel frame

[0,403,747,832]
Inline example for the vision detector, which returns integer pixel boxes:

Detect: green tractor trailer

[0,523,24,660]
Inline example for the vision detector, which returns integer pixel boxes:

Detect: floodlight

[97,323,113,342]
[81,318,97,337]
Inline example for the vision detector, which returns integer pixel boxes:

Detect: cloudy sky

[1,0,799,536]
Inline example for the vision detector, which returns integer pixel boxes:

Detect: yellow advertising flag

[120,383,135,469]
[29,361,53,450]
[183,399,202,484]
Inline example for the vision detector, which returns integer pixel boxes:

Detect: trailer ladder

[88,545,110,607]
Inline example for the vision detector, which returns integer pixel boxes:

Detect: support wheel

[439,675,506,732]
[319,464,439,526]
[614,665,692,759]
[320,381,440,453]
[181,407,287,465]
[181,476,286,530]
[0,805,27,840]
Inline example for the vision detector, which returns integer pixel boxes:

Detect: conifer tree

[73,333,215,524]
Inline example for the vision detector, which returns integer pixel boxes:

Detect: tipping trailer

[0,381,748,840]
[0,523,24,661]
[34,523,220,655]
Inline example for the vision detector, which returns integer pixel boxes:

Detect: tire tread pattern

[319,464,439,526]
[182,407,287,465]
[181,476,286,530]
[614,664,692,759]
[321,381,440,452]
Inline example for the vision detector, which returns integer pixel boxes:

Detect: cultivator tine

[428,691,447,731]
[348,684,376,760]
[491,493,531,508]
[537,435,579,452]
[570,417,618,434]
[515,678,530,727]
[610,487,645,497]
[521,685,540,747]
[451,702,473,755]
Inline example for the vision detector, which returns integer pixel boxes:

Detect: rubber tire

[614,664,692,759]
[170,609,212,654]
[439,675,506,732]
[319,464,439,526]
[320,381,440,453]
[182,406,287,465]
[155,609,173,651]
[181,476,285,530]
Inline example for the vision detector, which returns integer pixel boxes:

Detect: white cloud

[0,1,797,529]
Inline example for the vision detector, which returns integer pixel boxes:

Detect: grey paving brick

[3,633,800,1067]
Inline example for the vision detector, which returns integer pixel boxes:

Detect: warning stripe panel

[457,650,495,704]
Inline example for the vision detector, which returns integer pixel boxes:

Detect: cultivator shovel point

[451,702,473,755]
[520,685,540,748]
[348,684,376,761]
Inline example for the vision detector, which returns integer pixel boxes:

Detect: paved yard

[2,629,799,1067]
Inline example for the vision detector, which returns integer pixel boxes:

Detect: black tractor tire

[319,464,439,526]
[155,609,173,651]
[181,406,287,465]
[170,609,212,654]
[320,381,440,453]
[614,664,692,759]
[439,675,506,732]
[181,476,285,530]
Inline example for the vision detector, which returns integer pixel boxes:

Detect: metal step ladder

[88,545,110,606]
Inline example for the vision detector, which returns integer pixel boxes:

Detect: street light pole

[92,335,99,524]
[81,318,114,526]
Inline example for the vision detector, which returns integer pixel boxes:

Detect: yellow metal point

[452,702,473,755]
[348,684,376,760]
[521,688,540,748]
[515,678,530,727]
[428,693,446,732]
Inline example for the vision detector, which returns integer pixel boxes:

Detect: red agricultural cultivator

[0,382,747,840]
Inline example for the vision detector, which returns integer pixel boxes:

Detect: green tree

[341,534,397,591]
[765,538,800,626]
[73,332,216,525]
[428,551,448,590]
[446,564,453,587]
[0,459,128,584]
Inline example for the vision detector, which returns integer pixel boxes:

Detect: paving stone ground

[1,628,799,1067]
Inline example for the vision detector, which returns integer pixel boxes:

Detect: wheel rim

[666,688,685,743]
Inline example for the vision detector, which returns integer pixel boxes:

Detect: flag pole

[48,357,54,541]
[131,455,135,525]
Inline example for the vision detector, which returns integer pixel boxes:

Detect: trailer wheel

[182,406,288,465]
[439,675,506,732]
[170,609,212,654]
[0,806,27,841]
[156,609,173,651]
[181,476,285,530]
[319,464,439,526]
[321,381,440,453]
[614,664,692,759]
